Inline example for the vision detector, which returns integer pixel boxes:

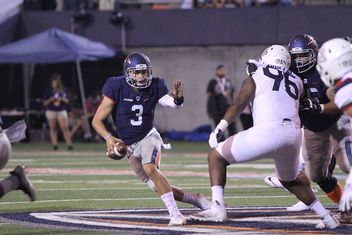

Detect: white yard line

[37,184,271,191]
[0,194,327,205]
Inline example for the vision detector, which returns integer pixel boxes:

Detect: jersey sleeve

[102,77,120,103]
[157,78,169,100]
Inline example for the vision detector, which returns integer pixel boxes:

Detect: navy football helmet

[288,34,319,74]
[123,52,152,88]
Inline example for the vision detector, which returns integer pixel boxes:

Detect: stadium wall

[1,6,351,131]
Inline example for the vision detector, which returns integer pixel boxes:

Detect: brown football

[108,142,127,160]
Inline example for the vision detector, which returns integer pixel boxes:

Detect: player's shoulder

[150,77,166,87]
[106,76,125,83]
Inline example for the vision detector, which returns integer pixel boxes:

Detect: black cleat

[10,165,36,202]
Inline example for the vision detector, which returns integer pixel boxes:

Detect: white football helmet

[259,45,291,70]
[317,38,352,87]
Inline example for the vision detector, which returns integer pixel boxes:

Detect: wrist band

[216,119,229,131]
[104,132,112,141]
[174,96,184,106]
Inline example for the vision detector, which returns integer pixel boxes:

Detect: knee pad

[317,176,338,194]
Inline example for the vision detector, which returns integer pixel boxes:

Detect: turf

[0,141,345,234]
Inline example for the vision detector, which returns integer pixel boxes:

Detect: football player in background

[317,37,352,216]
[265,34,352,212]
[190,45,339,229]
[92,52,210,226]
[0,116,36,201]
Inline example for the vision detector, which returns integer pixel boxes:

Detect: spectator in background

[69,92,102,141]
[43,73,73,151]
[206,65,236,136]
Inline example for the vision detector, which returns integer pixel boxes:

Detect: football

[107,142,128,160]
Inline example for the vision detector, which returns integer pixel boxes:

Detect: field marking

[36,184,273,191]
[0,194,328,205]
[24,207,341,234]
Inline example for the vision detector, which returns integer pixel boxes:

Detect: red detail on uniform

[326,182,342,203]
[336,78,352,90]
[155,151,161,168]
[342,103,352,112]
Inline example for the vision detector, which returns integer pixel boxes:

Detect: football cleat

[264,175,284,188]
[287,201,310,212]
[190,200,227,222]
[10,165,36,201]
[315,213,340,229]
[195,193,211,210]
[168,214,187,226]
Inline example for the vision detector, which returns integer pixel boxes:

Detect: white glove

[208,120,228,148]
[208,130,219,148]
[339,181,352,212]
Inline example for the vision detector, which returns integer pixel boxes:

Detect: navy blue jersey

[102,76,168,145]
[0,115,2,129]
[299,69,340,132]
[43,89,69,111]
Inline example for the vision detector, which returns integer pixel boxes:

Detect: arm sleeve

[158,94,182,108]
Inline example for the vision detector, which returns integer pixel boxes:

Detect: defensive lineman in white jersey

[191,45,339,229]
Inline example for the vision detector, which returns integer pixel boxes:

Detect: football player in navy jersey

[0,116,36,201]
[92,52,210,226]
[317,37,352,218]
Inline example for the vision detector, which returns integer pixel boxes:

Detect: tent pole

[23,63,35,117]
[76,61,92,138]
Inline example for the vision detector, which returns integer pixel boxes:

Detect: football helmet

[288,34,318,74]
[317,38,352,87]
[124,52,152,88]
[259,45,291,70]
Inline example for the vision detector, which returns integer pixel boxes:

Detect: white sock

[309,200,329,218]
[161,191,181,217]
[211,185,224,204]
[182,192,198,207]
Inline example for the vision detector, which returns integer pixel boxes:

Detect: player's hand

[105,135,120,156]
[171,80,184,99]
[339,182,352,212]
[300,98,322,113]
[208,129,226,148]
[246,62,258,76]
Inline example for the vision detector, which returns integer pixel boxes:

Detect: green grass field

[0,142,344,234]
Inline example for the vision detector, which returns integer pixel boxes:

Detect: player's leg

[192,126,276,222]
[128,154,210,209]
[274,130,339,229]
[137,132,186,226]
[190,148,229,222]
[330,123,351,174]
[0,133,36,201]
[304,127,343,204]
[279,173,339,229]
[57,111,73,150]
[46,111,58,150]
